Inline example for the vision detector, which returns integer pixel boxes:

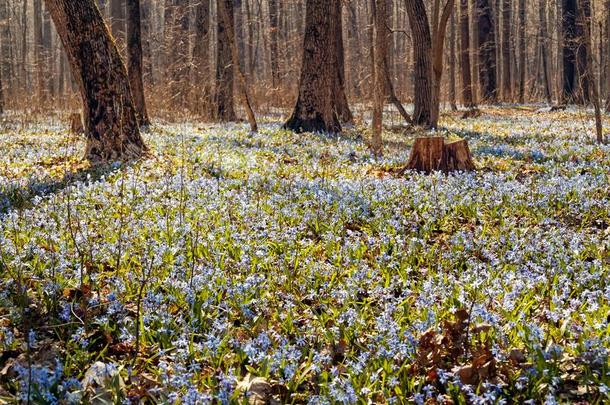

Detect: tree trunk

[215,0,236,121]
[517,0,525,103]
[405,0,434,126]
[127,0,149,126]
[449,8,458,110]
[166,0,189,109]
[562,0,577,103]
[575,0,591,105]
[218,0,258,132]
[371,0,387,156]
[34,0,46,104]
[284,0,341,133]
[110,0,126,51]
[44,0,147,162]
[606,0,610,112]
[268,0,280,88]
[539,0,552,103]
[334,0,353,124]
[501,0,511,101]
[476,0,497,103]
[459,0,474,107]
[192,0,211,116]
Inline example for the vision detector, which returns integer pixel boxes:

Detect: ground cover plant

[0,108,609,404]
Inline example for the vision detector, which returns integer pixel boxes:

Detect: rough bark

[405,0,434,126]
[110,0,126,51]
[127,0,149,126]
[284,0,341,133]
[44,0,147,162]
[606,0,610,112]
[215,0,236,121]
[501,0,512,101]
[476,0,497,103]
[192,0,211,116]
[459,0,474,107]
[562,0,577,103]
[406,137,475,173]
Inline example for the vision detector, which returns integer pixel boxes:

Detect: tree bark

[127,0,149,126]
[334,0,353,124]
[405,137,475,173]
[459,0,474,107]
[449,8,458,110]
[562,0,577,103]
[34,0,46,104]
[606,0,610,112]
[372,0,387,156]
[405,0,434,126]
[44,0,147,162]
[539,0,552,103]
[476,0,497,103]
[192,0,211,116]
[501,0,511,101]
[284,0,341,133]
[268,0,280,87]
[110,0,126,51]
[517,0,525,103]
[575,0,591,105]
[215,0,236,121]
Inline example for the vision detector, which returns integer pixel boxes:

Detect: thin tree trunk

[218,0,258,132]
[34,0,45,104]
[460,0,474,107]
[334,0,353,124]
[127,0,149,126]
[285,0,341,133]
[372,0,386,156]
[501,0,511,101]
[476,0,497,103]
[216,0,236,121]
[517,0,525,103]
[192,0,211,116]
[606,0,610,112]
[45,0,147,162]
[539,0,552,103]
[268,0,280,88]
[562,0,577,103]
[449,7,457,110]
[575,0,591,105]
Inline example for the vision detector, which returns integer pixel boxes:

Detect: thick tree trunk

[562,0,577,103]
[517,0,525,103]
[284,0,341,133]
[215,0,236,121]
[192,0,211,116]
[405,0,434,127]
[44,0,147,162]
[127,0,149,126]
[459,0,474,107]
[268,0,280,88]
[476,0,497,103]
[501,0,511,101]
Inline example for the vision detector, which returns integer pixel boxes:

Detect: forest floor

[0,108,609,403]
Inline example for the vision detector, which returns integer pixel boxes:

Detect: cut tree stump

[405,137,476,173]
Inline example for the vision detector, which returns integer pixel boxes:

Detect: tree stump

[70,113,84,135]
[405,137,476,173]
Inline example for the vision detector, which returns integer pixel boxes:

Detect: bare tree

[44,0,148,162]
[269,0,280,88]
[372,0,387,156]
[501,0,512,101]
[192,0,211,116]
[539,0,552,103]
[459,0,475,107]
[562,0,577,103]
[517,0,525,103]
